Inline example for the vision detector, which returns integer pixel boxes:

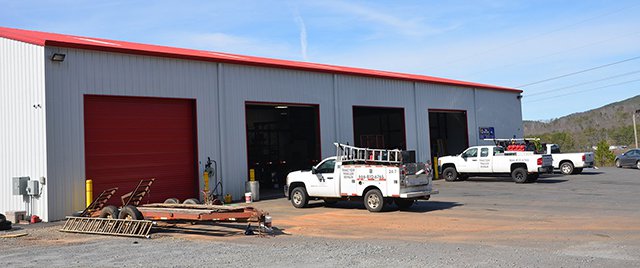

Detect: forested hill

[523,95,640,152]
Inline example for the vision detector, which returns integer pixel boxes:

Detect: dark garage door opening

[84,95,198,205]
[429,110,469,159]
[353,106,406,150]
[246,103,321,190]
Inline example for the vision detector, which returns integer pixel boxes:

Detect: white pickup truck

[285,143,437,212]
[543,144,595,175]
[438,145,553,183]
[489,139,595,175]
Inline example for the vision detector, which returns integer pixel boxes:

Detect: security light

[275,105,288,109]
[50,53,66,62]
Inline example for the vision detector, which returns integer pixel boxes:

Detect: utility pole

[634,109,640,149]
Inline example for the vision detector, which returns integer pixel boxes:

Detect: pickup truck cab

[438,145,553,183]
[543,144,595,175]
[285,143,437,212]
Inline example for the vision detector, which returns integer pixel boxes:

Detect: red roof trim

[0,26,521,93]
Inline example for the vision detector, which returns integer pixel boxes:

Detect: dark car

[615,149,640,169]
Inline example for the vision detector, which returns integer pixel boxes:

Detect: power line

[525,70,640,97]
[435,2,640,69]
[464,31,640,78]
[516,55,640,88]
[524,78,640,103]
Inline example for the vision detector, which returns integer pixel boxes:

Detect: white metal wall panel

[0,38,48,220]
[335,75,417,151]
[220,64,335,198]
[475,89,523,141]
[44,47,219,221]
[415,83,477,162]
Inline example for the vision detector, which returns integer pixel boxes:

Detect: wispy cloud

[311,1,456,37]
[293,9,309,61]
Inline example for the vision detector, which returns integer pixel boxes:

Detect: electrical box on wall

[26,180,40,196]
[12,177,29,195]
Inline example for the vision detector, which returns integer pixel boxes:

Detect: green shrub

[594,140,616,166]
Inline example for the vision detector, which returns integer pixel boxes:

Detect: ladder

[334,143,402,164]
[78,187,118,217]
[60,216,153,238]
[121,178,155,207]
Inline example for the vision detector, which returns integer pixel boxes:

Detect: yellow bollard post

[249,169,255,181]
[203,171,209,191]
[433,157,439,180]
[85,179,93,207]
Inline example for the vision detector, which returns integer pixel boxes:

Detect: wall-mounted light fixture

[50,53,66,62]
[275,105,288,109]
[517,95,523,100]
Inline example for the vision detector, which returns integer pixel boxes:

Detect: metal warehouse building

[1,27,523,221]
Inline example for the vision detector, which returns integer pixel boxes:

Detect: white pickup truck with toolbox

[489,138,595,175]
[285,143,437,212]
[438,145,553,183]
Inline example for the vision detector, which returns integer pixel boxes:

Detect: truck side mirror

[311,167,317,174]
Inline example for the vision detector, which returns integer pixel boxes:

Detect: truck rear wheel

[560,162,574,175]
[364,189,385,212]
[290,187,309,208]
[395,199,415,210]
[442,167,458,182]
[511,167,528,183]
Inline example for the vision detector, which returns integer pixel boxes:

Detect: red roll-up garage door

[84,95,198,205]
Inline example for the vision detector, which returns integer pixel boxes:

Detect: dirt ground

[1,167,639,267]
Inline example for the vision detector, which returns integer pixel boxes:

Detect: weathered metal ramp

[60,216,153,238]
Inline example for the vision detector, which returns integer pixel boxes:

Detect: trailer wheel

[442,167,458,182]
[572,168,583,174]
[291,187,309,208]
[560,162,574,175]
[183,198,200,205]
[99,205,120,219]
[511,168,528,183]
[395,199,415,210]
[364,189,384,212]
[164,198,180,204]
[118,205,144,220]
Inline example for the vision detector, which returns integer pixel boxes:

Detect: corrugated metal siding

[335,75,417,151]
[475,89,523,141]
[0,38,48,220]
[221,64,335,197]
[39,45,522,220]
[44,47,218,221]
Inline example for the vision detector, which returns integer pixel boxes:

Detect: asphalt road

[1,167,639,267]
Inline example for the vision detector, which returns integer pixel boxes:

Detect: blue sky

[2,0,639,120]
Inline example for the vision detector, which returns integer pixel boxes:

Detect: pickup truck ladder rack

[60,216,153,238]
[334,143,402,164]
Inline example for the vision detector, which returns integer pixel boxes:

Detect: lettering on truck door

[312,158,340,197]
[478,147,492,172]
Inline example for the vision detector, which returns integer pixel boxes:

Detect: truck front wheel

[511,167,528,183]
[442,167,458,182]
[364,189,385,212]
[290,187,309,208]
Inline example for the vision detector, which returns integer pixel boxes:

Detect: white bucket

[245,192,252,203]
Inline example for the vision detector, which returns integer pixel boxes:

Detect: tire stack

[0,213,11,231]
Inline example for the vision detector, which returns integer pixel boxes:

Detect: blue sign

[479,127,495,139]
